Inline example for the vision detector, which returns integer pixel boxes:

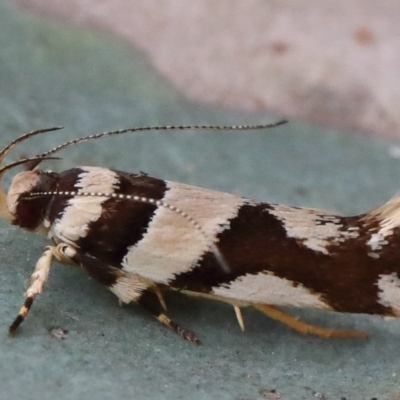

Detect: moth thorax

[7,170,59,230]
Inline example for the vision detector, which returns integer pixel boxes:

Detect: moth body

[1,122,398,342]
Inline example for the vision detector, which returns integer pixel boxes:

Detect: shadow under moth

[1,120,399,343]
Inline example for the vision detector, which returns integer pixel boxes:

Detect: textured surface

[9,0,400,137]
[1,3,400,399]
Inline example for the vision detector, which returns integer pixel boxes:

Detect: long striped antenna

[33,120,288,166]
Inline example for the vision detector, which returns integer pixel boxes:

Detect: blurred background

[10,0,400,137]
[1,1,400,399]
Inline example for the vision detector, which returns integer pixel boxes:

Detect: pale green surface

[0,2,400,399]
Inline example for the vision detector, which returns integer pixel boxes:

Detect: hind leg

[255,304,369,339]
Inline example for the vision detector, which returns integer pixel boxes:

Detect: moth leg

[234,306,245,331]
[9,246,58,335]
[153,286,168,311]
[60,246,199,344]
[156,313,200,344]
[255,304,369,339]
[138,291,200,344]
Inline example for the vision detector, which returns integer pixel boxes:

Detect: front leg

[9,244,71,335]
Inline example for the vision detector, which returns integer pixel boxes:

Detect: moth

[1,121,399,344]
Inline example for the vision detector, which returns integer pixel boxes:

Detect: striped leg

[63,245,200,344]
[9,246,55,335]
[255,304,369,339]
[138,290,200,344]
[156,313,200,344]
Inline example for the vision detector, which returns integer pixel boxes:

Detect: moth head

[0,127,63,224]
[6,169,42,218]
